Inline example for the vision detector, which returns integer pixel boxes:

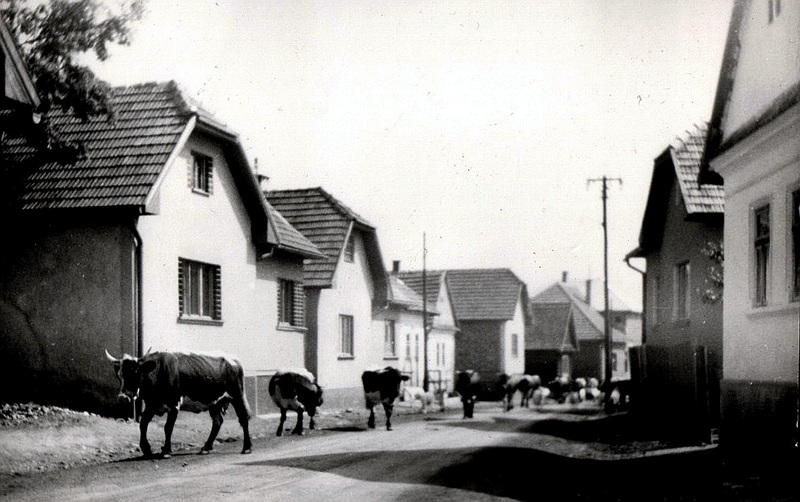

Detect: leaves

[1,0,145,120]
[701,239,724,304]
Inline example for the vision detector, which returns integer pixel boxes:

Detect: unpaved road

[0,406,793,502]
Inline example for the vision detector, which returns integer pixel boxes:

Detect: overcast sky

[90,0,734,310]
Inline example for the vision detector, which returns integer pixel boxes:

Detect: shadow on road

[240,445,790,501]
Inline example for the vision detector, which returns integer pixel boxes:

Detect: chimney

[561,271,568,283]
[254,157,270,192]
[585,279,592,305]
[392,260,400,274]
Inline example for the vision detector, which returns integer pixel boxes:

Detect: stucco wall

[722,1,800,140]
[501,297,526,376]
[0,218,136,412]
[137,133,305,380]
[312,231,379,409]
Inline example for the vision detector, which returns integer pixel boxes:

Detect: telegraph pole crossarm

[587,175,622,413]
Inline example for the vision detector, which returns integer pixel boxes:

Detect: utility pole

[422,232,429,392]
[588,176,622,412]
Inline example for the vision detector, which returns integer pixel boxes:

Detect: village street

[2,402,791,502]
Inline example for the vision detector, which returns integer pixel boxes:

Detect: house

[266,187,390,409]
[530,279,629,383]
[0,81,322,415]
[626,125,724,444]
[395,265,459,393]
[581,278,643,348]
[1,15,39,113]
[444,268,529,378]
[700,0,799,456]
[526,303,578,383]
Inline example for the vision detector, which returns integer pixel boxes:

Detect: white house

[701,0,799,455]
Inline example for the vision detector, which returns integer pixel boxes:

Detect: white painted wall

[501,292,526,375]
[722,0,800,141]
[137,132,305,376]
[712,105,799,383]
[314,230,380,390]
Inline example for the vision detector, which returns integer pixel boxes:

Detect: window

[405,334,411,360]
[650,275,660,324]
[278,279,305,327]
[415,334,419,361]
[511,334,519,357]
[754,205,770,307]
[339,315,354,357]
[792,190,800,301]
[192,152,213,194]
[179,259,221,321]
[344,233,355,262]
[674,262,690,320]
[384,320,396,357]
[768,0,781,23]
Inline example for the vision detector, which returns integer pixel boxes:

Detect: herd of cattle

[105,349,625,459]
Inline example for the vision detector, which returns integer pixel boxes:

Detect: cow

[361,367,409,430]
[502,374,542,410]
[455,370,481,418]
[105,349,252,458]
[268,369,324,436]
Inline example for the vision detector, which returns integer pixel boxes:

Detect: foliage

[1,0,145,120]
[701,239,724,303]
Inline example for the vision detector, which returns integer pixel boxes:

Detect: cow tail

[236,364,252,419]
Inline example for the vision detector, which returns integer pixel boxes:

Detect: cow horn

[143,346,152,357]
[105,349,120,362]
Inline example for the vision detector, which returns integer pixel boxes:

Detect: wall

[722,1,800,141]
[0,217,136,412]
[501,295,526,376]
[136,132,306,414]
[456,320,501,377]
[312,230,379,410]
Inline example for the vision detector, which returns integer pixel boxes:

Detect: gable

[446,268,524,321]
[1,17,39,108]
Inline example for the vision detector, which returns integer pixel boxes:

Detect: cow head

[105,349,157,403]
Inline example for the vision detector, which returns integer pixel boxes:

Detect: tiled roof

[9,82,190,210]
[670,125,724,215]
[1,81,320,258]
[531,282,626,343]
[445,268,524,321]
[395,270,444,304]
[528,304,576,352]
[387,275,436,313]
[266,187,377,288]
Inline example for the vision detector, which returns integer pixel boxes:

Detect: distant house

[1,16,39,112]
[395,266,459,393]
[626,125,724,444]
[444,268,529,378]
[700,0,799,456]
[581,278,643,348]
[530,279,628,383]
[0,82,322,414]
[526,303,578,383]
[266,187,389,409]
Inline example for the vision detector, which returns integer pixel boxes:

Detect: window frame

[511,333,519,357]
[791,189,800,302]
[278,278,305,329]
[191,151,213,195]
[754,204,771,307]
[339,314,354,358]
[673,261,690,321]
[384,320,397,358]
[178,258,222,324]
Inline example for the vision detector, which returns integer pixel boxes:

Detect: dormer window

[192,152,213,194]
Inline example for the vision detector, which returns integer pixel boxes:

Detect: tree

[1,0,145,120]
[701,239,724,304]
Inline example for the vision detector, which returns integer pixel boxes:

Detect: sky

[89,0,734,311]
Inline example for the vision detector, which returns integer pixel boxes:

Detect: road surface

[0,405,773,501]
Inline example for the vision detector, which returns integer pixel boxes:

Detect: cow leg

[276,408,287,436]
[138,407,155,457]
[161,406,179,458]
[308,412,316,430]
[382,401,394,431]
[291,409,305,435]
[230,397,252,454]
[366,400,376,429]
[201,403,225,455]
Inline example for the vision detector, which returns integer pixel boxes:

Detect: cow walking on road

[268,369,323,436]
[106,350,252,458]
[503,374,541,410]
[361,367,409,430]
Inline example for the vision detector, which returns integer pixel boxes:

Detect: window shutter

[213,265,222,320]
[293,282,305,327]
[277,280,284,323]
[178,259,185,315]
[206,157,214,194]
